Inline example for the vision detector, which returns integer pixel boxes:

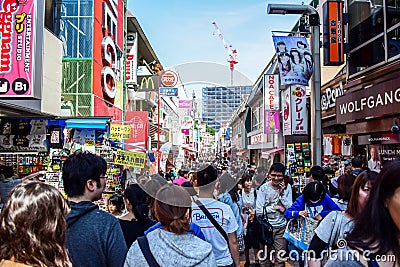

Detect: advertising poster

[125,111,148,152]
[126,32,138,84]
[0,0,37,97]
[282,88,292,136]
[272,36,314,86]
[264,110,280,134]
[290,85,308,135]
[114,150,146,168]
[178,100,193,109]
[264,74,279,110]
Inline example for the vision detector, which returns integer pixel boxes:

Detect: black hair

[351,157,363,168]
[297,41,307,48]
[108,194,125,213]
[181,181,197,196]
[302,181,326,204]
[123,184,149,221]
[62,152,107,197]
[337,173,356,202]
[346,161,400,264]
[1,166,14,179]
[196,165,218,187]
[269,162,285,175]
[310,165,325,182]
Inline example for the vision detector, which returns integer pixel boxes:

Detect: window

[251,101,263,131]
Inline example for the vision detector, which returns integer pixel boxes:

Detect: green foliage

[206,125,216,135]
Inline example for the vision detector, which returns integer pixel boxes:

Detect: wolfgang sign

[336,78,400,123]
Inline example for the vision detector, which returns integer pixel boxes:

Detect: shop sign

[109,124,131,140]
[178,100,193,109]
[126,32,138,84]
[264,74,279,110]
[323,0,345,66]
[336,78,400,123]
[160,87,178,97]
[137,75,159,92]
[282,88,292,136]
[250,133,264,145]
[265,110,280,134]
[114,149,146,168]
[358,133,400,145]
[0,0,42,97]
[161,70,178,87]
[321,83,344,111]
[125,111,148,151]
[282,85,308,135]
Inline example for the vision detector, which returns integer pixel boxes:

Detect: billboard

[0,0,44,97]
[92,0,124,109]
[323,0,344,66]
[273,36,313,86]
[126,32,138,84]
[264,74,279,110]
[281,85,308,135]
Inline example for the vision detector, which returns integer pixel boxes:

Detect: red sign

[161,70,178,87]
[323,0,344,66]
[125,111,148,151]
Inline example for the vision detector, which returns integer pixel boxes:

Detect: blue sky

[129,0,307,85]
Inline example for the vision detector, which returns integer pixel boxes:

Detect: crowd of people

[0,152,399,267]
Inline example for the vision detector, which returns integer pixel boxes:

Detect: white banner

[126,33,138,84]
[290,85,308,135]
[282,88,292,136]
[264,74,280,110]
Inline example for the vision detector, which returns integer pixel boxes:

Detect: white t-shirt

[342,136,352,156]
[191,198,238,266]
[30,119,48,134]
[323,136,333,155]
[27,134,47,149]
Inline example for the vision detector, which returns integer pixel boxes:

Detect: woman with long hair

[308,170,378,267]
[119,184,156,248]
[124,184,215,266]
[325,160,400,266]
[0,181,72,267]
[217,173,245,253]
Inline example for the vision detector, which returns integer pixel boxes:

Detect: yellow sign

[110,124,131,140]
[114,150,146,168]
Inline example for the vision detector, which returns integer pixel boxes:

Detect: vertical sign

[125,111,148,152]
[290,85,308,135]
[0,0,39,97]
[282,88,292,136]
[126,32,138,84]
[323,0,344,66]
[264,74,279,110]
[265,110,280,134]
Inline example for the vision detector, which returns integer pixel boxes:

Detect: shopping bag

[283,216,319,251]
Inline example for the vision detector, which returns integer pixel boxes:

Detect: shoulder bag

[137,236,161,267]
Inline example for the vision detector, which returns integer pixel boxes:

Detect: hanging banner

[126,32,138,84]
[290,85,308,135]
[114,150,146,168]
[0,0,41,97]
[125,111,148,151]
[323,0,344,66]
[272,36,313,86]
[109,124,131,140]
[265,110,280,134]
[264,74,280,110]
[282,88,292,136]
[178,100,193,109]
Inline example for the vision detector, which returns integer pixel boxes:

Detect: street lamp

[267,3,322,166]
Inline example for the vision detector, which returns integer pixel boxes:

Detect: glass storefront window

[348,36,385,75]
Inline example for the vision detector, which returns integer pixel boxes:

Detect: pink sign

[178,100,193,109]
[0,0,36,97]
[264,110,280,134]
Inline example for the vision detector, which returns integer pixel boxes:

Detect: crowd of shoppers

[0,151,398,267]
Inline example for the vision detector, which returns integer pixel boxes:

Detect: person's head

[370,145,381,161]
[310,165,325,182]
[0,181,72,267]
[154,184,191,235]
[290,49,301,63]
[62,152,107,201]
[346,170,378,218]
[178,169,188,178]
[268,163,285,188]
[347,161,400,263]
[123,184,150,221]
[195,164,218,193]
[337,173,356,202]
[240,173,253,190]
[303,51,313,65]
[351,157,363,169]
[297,41,307,49]
[276,41,287,53]
[278,52,291,65]
[108,194,125,216]
[0,165,14,181]
[302,181,326,204]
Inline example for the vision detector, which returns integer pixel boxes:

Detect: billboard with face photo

[273,36,314,86]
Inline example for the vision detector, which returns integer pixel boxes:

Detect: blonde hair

[0,181,72,267]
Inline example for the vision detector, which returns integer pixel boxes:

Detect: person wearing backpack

[255,163,293,267]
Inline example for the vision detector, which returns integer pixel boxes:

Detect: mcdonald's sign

[137,75,159,92]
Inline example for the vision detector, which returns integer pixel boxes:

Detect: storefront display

[286,142,311,192]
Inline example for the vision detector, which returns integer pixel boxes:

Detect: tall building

[202,86,251,131]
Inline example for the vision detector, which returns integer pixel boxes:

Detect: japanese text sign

[114,150,146,168]
[110,124,131,140]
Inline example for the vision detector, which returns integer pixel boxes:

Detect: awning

[65,117,110,130]
[261,147,284,159]
[236,149,248,156]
